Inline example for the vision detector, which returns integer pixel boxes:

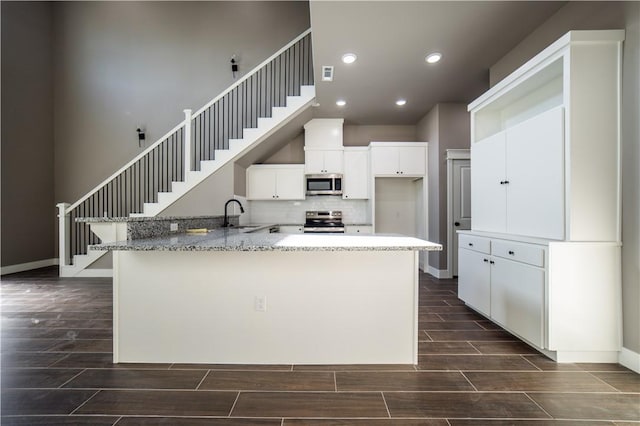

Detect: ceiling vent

[321,66,334,82]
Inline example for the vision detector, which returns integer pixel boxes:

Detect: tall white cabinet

[459,30,624,363]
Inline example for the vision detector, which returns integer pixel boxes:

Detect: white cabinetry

[459,235,545,348]
[246,165,304,200]
[304,149,344,174]
[346,225,373,234]
[343,148,369,199]
[278,225,304,234]
[471,107,564,240]
[370,143,426,176]
[458,242,491,317]
[460,30,624,363]
[303,118,344,149]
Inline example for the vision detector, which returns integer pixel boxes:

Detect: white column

[183,109,192,174]
[57,203,71,267]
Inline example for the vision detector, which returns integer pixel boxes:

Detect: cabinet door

[304,150,325,174]
[458,247,491,316]
[275,168,304,200]
[371,146,399,175]
[343,150,369,199]
[346,226,373,234]
[279,225,304,234]
[471,132,507,233]
[491,257,544,348]
[322,150,344,174]
[506,107,564,240]
[247,168,277,200]
[398,146,426,175]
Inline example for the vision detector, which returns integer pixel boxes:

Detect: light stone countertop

[75,215,227,223]
[91,228,442,252]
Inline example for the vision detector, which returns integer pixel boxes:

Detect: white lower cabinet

[278,225,304,234]
[459,234,545,348]
[490,257,544,348]
[458,248,491,317]
[458,231,621,362]
[346,225,373,234]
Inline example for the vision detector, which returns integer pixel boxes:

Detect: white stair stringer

[60,222,127,277]
[137,85,315,217]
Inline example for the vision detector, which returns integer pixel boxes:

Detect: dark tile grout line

[2,268,638,422]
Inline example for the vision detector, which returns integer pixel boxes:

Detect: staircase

[58,30,315,277]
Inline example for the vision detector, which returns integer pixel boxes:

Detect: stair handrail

[65,28,311,213]
[58,28,313,274]
[192,28,312,118]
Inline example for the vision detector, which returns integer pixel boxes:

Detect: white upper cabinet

[472,107,565,240]
[304,149,344,174]
[342,148,369,199]
[246,165,305,200]
[303,119,344,149]
[303,119,345,174]
[471,132,507,234]
[506,107,564,240]
[370,142,427,176]
[468,30,624,242]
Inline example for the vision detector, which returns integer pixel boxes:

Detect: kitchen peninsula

[94,229,441,365]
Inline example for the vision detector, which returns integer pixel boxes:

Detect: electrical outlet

[170,223,179,232]
[255,296,267,312]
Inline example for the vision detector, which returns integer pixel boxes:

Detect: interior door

[452,159,472,275]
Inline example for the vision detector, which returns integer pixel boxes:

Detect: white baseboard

[1,258,58,276]
[76,269,113,278]
[619,347,640,373]
[427,266,451,279]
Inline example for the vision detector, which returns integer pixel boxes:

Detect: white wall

[249,198,370,226]
[375,178,417,236]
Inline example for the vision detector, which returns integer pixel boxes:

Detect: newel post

[183,109,192,174]
[57,203,70,268]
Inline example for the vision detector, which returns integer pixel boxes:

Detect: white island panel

[114,249,418,365]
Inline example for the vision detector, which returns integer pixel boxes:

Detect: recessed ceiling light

[336,100,346,107]
[426,52,442,64]
[396,99,407,106]
[342,53,357,64]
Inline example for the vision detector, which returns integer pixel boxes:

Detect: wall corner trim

[619,347,640,374]
[1,258,59,276]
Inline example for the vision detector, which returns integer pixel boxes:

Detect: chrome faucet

[223,199,245,227]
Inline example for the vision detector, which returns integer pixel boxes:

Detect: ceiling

[309,1,567,125]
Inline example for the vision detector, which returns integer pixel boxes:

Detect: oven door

[303,226,345,234]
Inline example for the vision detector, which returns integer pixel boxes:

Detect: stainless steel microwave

[305,174,342,196]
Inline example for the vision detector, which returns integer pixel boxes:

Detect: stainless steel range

[303,211,345,233]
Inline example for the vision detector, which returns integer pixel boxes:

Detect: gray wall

[52,1,310,204]
[490,1,640,355]
[1,2,55,267]
[416,104,471,272]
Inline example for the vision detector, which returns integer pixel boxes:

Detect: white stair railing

[58,29,313,270]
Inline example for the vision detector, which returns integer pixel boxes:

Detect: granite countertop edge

[76,215,228,223]
[91,229,442,252]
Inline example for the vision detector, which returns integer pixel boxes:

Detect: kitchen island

[94,230,441,365]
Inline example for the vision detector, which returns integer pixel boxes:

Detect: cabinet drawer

[492,240,545,267]
[459,234,490,254]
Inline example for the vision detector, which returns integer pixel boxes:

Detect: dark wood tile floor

[2,266,638,425]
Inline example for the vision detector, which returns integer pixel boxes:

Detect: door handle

[454,222,460,226]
